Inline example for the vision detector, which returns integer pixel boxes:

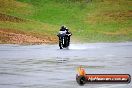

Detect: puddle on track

[0,43,132,88]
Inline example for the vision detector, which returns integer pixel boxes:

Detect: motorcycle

[57,31,71,49]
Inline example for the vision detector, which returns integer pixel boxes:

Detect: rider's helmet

[61,25,66,29]
[65,27,69,32]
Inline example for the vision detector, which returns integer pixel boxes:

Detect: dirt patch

[86,10,132,24]
[0,29,57,44]
[0,13,26,22]
[98,28,132,36]
[104,10,132,21]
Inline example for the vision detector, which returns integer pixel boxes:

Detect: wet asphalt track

[0,42,132,88]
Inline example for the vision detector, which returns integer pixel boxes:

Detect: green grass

[0,0,132,43]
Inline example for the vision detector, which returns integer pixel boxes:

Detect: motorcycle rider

[57,25,72,49]
[65,27,72,46]
[57,25,66,42]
